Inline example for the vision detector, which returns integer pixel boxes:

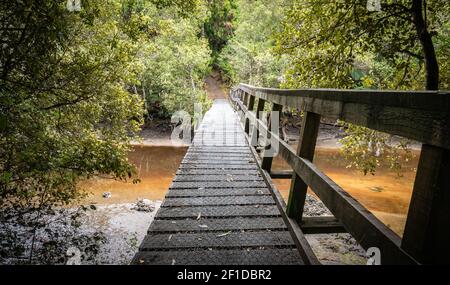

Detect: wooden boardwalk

[132,99,305,265]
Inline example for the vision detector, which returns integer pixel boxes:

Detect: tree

[274,0,449,174]
[204,0,237,63]
[217,0,289,86]
[0,0,207,264]
[121,0,212,119]
[276,0,448,90]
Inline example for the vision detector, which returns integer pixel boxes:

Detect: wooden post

[286,112,321,222]
[243,92,249,107]
[245,95,255,135]
[251,98,266,146]
[239,91,249,123]
[401,144,450,264]
[261,103,283,172]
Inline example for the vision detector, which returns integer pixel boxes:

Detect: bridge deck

[132,99,305,265]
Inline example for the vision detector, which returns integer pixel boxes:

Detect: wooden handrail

[239,83,450,150]
[230,84,450,264]
[239,83,450,112]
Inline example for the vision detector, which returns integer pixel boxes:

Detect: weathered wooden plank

[194,132,245,136]
[192,140,247,144]
[156,205,281,219]
[187,150,251,155]
[270,170,294,179]
[188,146,250,151]
[181,158,256,164]
[192,138,247,142]
[176,169,260,175]
[174,174,263,182]
[401,145,450,264]
[166,188,270,197]
[170,181,267,189]
[186,152,252,157]
[149,217,287,233]
[178,164,258,170]
[183,156,254,161]
[162,196,275,207]
[192,138,247,143]
[185,152,252,156]
[300,216,346,234]
[191,141,248,146]
[140,231,295,250]
[133,248,303,265]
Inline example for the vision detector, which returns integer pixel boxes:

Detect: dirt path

[205,73,227,100]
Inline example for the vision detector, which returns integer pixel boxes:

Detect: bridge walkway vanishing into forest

[133,83,450,265]
[132,99,312,265]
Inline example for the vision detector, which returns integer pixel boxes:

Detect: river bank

[2,78,418,265]
[78,142,417,264]
[76,77,419,265]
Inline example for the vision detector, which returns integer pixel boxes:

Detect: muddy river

[80,145,419,236]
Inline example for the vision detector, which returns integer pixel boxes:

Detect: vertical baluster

[261,103,283,172]
[245,95,255,135]
[250,98,266,146]
[401,145,450,264]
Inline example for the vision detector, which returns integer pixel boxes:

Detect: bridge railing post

[286,111,321,222]
[261,103,283,172]
[250,98,266,147]
[243,91,249,108]
[240,91,249,124]
[401,145,450,264]
[245,95,255,135]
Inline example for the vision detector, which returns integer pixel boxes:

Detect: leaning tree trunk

[411,0,439,90]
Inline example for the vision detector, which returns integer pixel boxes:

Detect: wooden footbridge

[133,85,450,265]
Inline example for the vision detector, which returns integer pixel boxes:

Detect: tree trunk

[411,0,439,90]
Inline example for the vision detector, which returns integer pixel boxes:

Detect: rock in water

[134,199,155,212]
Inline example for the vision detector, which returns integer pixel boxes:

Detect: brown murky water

[80,145,187,204]
[272,148,420,236]
[80,145,419,236]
